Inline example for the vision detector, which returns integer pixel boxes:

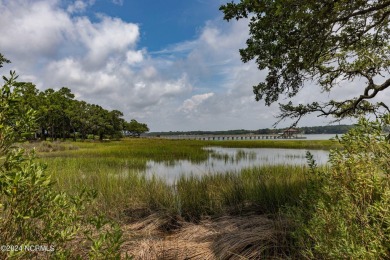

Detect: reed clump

[173,165,309,221]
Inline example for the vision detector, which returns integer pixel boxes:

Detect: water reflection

[145,147,329,183]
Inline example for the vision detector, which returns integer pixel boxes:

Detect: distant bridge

[158,134,306,141]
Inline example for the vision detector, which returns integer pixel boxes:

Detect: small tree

[125,119,149,137]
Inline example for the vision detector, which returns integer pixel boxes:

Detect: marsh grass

[174,165,312,220]
[29,138,336,258]
[36,138,331,221]
[19,140,80,153]
[43,138,210,161]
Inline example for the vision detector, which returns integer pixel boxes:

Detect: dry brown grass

[121,213,292,259]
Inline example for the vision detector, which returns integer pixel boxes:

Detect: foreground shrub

[291,116,390,259]
[0,72,124,259]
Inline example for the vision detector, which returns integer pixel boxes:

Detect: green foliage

[0,53,10,68]
[30,86,129,141]
[125,119,149,137]
[291,116,390,259]
[0,71,125,258]
[174,166,307,221]
[220,1,390,124]
[85,215,125,259]
[0,53,142,142]
[299,124,354,134]
[12,73,147,142]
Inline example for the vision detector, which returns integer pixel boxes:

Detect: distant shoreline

[146,133,339,141]
[146,125,354,137]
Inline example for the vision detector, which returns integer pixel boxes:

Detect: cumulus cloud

[179,93,214,113]
[152,16,365,130]
[73,16,140,68]
[0,0,367,131]
[0,0,72,60]
[0,0,192,126]
[0,0,304,130]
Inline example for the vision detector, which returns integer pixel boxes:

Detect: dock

[159,134,306,141]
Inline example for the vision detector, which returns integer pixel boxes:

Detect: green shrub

[0,71,125,259]
[291,116,390,259]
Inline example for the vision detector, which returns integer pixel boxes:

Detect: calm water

[304,134,341,140]
[145,147,329,183]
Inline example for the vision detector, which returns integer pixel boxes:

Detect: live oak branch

[220,0,390,126]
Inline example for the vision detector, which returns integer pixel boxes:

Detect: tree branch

[332,1,390,23]
[276,78,390,126]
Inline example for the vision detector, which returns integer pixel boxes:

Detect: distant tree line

[298,125,354,134]
[148,125,354,136]
[18,83,148,141]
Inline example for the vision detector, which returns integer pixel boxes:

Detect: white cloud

[0,0,369,131]
[44,56,191,113]
[126,50,144,64]
[0,0,72,60]
[141,66,158,79]
[67,0,95,13]
[179,93,214,113]
[0,0,193,123]
[0,0,286,131]
[73,16,139,68]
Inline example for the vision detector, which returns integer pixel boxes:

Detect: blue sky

[79,0,225,51]
[0,0,360,131]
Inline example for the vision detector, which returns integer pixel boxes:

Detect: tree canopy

[20,83,149,140]
[220,0,390,125]
[125,119,150,137]
[0,54,149,141]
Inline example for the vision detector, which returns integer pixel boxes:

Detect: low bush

[291,116,390,259]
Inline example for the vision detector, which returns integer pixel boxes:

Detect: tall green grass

[34,138,330,220]
[46,158,313,220]
[38,138,209,161]
[174,165,311,220]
